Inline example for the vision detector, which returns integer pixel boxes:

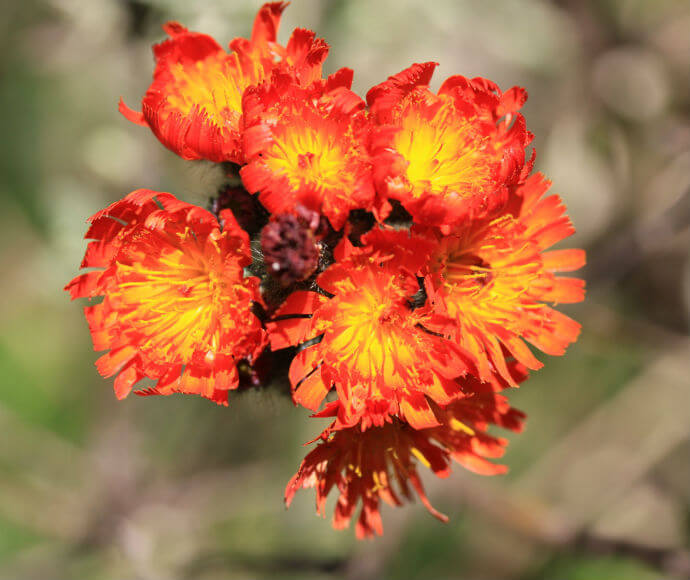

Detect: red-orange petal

[67,189,266,404]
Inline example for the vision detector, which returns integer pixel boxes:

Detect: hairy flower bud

[210,186,267,235]
[261,212,321,286]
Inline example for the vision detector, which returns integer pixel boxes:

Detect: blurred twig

[437,333,690,578]
[586,187,690,284]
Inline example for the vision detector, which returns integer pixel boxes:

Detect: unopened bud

[210,186,267,234]
[261,213,320,286]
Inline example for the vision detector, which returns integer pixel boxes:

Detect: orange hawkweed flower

[368,63,534,229]
[119,2,333,163]
[241,76,374,230]
[285,371,526,539]
[268,228,475,430]
[423,172,586,386]
[65,189,266,404]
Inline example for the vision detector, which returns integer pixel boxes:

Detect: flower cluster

[67,3,585,538]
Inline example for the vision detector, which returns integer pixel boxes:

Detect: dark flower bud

[261,212,321,286]
[210,186,268,235]
[293,204,325,236]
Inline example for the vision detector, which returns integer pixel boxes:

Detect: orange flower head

[267,228,476,430]
[241,75,374,230]
[422,172,586,385]
[286,372,526,539]
[368,63,534,229]
[119,3,335,163]
[65,189,266,404]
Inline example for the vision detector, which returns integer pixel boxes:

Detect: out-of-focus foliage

[0,1,688,578]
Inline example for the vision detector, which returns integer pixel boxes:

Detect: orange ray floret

[368,63,534,230]
[241,76,374,230]
[285,372,526,539]
[422,172,586,386]
[267,228,476,430]
[65,189,266,405]
[119,2,333,163]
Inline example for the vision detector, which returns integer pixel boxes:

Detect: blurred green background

[1,0,689,578]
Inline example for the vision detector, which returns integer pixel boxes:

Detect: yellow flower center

[112,229,242,363]
[264,122,350,191]
[324,276,419,384]
[166,53,262,130]
[435,217,542,324]
[442,252,493,296]
[393,97,498,200]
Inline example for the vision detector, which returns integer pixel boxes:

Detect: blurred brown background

[1,0,689,578]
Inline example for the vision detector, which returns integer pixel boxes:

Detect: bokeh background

[1,0,689,578]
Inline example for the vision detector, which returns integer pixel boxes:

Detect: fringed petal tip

[118,98,147,126]
[121,2,335,163]
[285,385,523,537]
